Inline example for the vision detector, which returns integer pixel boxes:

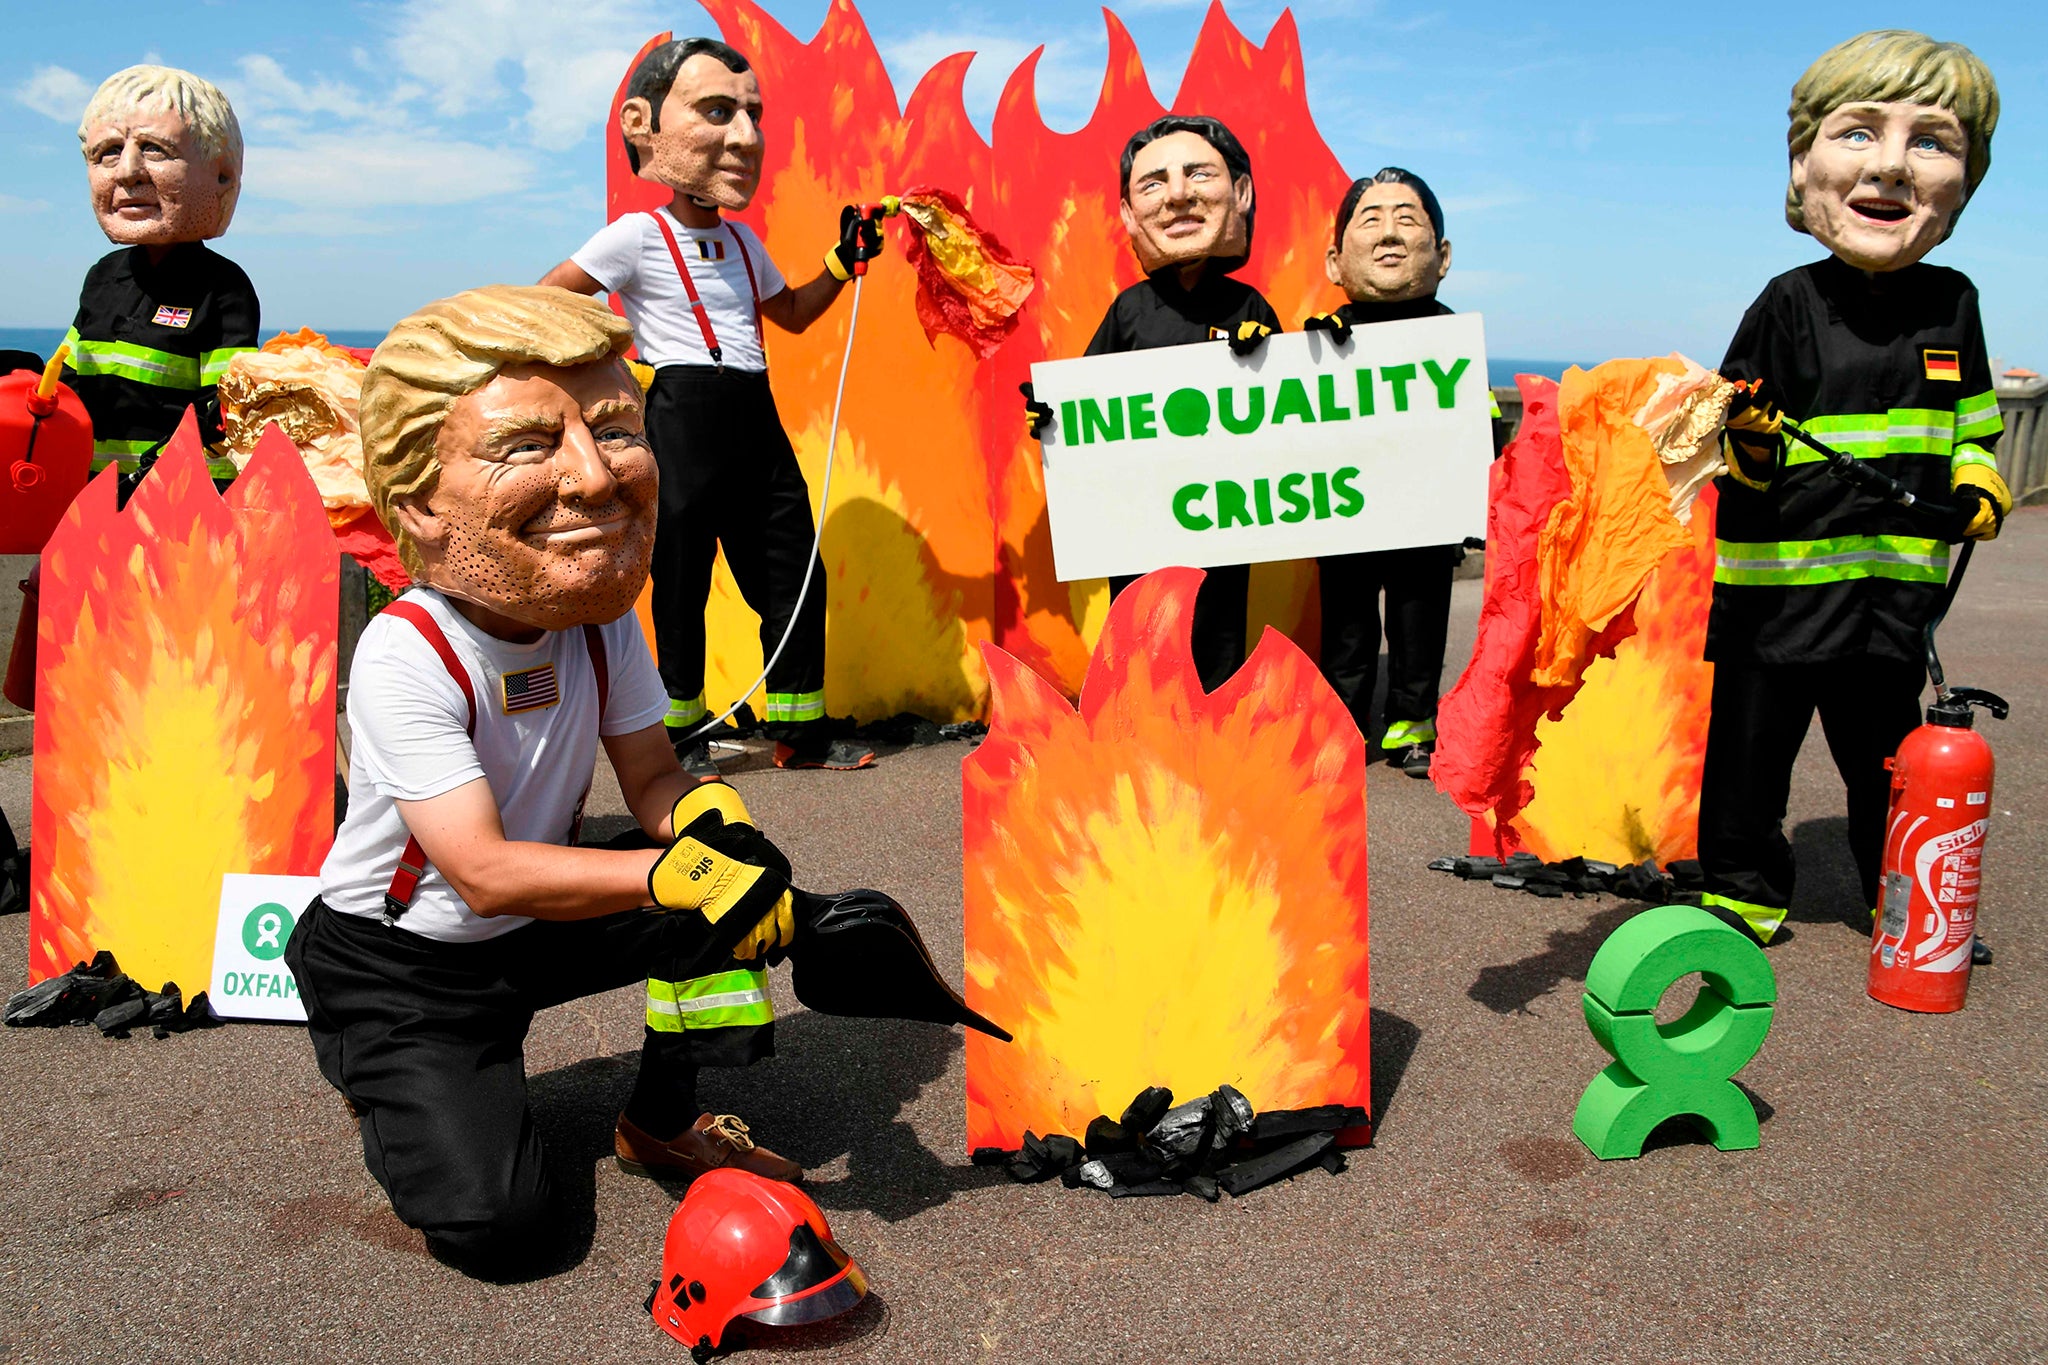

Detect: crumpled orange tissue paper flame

[29,412,337,992]
[963,567,1371,1151]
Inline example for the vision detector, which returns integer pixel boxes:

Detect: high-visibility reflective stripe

[665,695,708,727]
[200,346,254,384]
[1714,534,1947,586]
[1951,442,1999,471]
[1786,409,1957,462]
[1381,718,1436,748]
[1955,389,2001,440]
[764,690,826,723]
[66,337,202,389]
[1703,892,1786,943]
[1488,391,1503,420]
[646,969,774,1032]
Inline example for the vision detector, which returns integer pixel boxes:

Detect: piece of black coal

[1668,859,1705,890]
[6,952,141,1028]
[1091,1150,1165,1186]
[1248,1105,1369,1145]
[1005,1157,1054,1184]
[1108,1180,1182,1199]
[1506,852,1544,871]
[151,991,218,1036]
[1453,856,1502,880]
[971,1147,1010,1166]
[937,721,988,743]
[1426,856,1459,873]
[1146,1095,1217,1161]
[1583,860,1619,879]
[1083,1114,1135,1154]
[1120,1086,1173,1135]
[143,985,185,1029]
[94,994,150,1037]
[1317,1151,1348,1176]
[1491,874,1527,890]
[1180,1174,1221,1203]
[1527,881,1566,899]
[1211,1085,1254,1145]
[1041,1134,1082,1170]
[1216,1133,1334,1198]
[1612,861,1673,902]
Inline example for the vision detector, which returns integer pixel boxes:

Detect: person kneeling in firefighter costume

[286,285,999,1278]
[1700,30,2010,947]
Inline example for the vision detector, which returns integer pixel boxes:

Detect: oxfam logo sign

[242,903,296,961]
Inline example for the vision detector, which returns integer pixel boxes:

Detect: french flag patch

[502,663,559,714]
[696,239,727,262]
[152,305,193,328]
[1924,349,1961,381]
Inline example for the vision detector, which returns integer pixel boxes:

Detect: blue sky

[4,1,2043,368]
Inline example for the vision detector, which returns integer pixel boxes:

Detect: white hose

[678,273,863,746]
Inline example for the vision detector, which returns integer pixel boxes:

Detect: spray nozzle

[1928,686,2009,729]
[26,346,69,418]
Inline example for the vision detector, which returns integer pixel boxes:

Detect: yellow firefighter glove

[1227,320,1274,356]
[670,780,754,839]
[1721,384,1782,490]
[1952,463,2012,542]
[650,780,794,954]
[730,889,797,962]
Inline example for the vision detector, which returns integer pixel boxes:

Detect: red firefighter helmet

[648,1169,868,1360]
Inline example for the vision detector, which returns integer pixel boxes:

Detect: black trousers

[1317,545,1458,747]
[1108,563,1250,692]
[645,366,827,737]
[284,899,770,1269]
[1696,655,1923,941]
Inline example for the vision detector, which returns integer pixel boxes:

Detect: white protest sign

[1031,313,1492,581]
[209,874,317,1021]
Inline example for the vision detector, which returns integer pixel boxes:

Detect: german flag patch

[1924,349,1961,381]
[502,663,559,714]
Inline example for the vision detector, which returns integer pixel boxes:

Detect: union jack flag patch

[152,305,193,328]
[502,663,559,714]
[696,239,727,262]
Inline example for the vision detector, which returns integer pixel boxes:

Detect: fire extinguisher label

[1880,872,1911,951]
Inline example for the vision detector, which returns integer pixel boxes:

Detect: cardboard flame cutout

[606,1,1353,720]
[963,567,1370,1150]
[29,414,337,991]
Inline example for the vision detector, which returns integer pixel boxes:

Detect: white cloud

[14,65,94,125]
[245,133,538,213]
[383,0,666,151]
[0,194,51,214]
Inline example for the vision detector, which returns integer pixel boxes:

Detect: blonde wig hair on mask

[78,65,245,227]
[1785,30,1998,237]
[359,286,635,579]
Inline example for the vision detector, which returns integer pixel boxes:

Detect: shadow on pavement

[1465,900,1640,1015]
[1369,1008,1422,1136]
[1786,816,1874,934]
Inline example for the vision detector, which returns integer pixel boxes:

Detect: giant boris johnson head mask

[1117,115,1255,277]
[617,37,764,211]
[78,64,244,245]
[359,286,659,634]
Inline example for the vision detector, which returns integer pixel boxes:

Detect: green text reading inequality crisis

[1056,356,1472,444]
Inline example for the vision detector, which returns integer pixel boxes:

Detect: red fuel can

[1868,699,1999,1014]
[0,358,93,555]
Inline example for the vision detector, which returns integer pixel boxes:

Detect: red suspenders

[378,601,609,923]
[646,210,763,369]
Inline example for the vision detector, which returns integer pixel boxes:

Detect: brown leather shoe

[614,1111,803,1184]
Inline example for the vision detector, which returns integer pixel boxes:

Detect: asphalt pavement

[2,510,2043,1364]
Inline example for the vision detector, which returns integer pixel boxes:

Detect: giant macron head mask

[1117,116,1255,277]
[617,38,764,212]
[359,286,658,634]
[78,64,244,245]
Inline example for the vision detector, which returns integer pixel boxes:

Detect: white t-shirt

[571,208,788,373]
[320,589,669,943]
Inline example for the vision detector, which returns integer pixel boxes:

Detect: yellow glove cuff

[732,890,797,962]
[1953,462,2013,514]
[671,781,754,839]
[1721,433,1774,491]
[823,247,852,283]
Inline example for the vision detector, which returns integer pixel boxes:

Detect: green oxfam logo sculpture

[1574,904,1776,1160]
[242,902,295,962]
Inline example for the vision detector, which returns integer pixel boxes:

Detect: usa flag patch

[696,239,727,262]
[502,663,559,714]
[152,305,193,328]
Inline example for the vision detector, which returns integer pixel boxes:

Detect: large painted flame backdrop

[962,568,1371,1151]
[607,0,1354,722]
[29,420,337,992]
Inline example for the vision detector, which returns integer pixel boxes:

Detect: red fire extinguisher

[1867,534,2005,1014]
